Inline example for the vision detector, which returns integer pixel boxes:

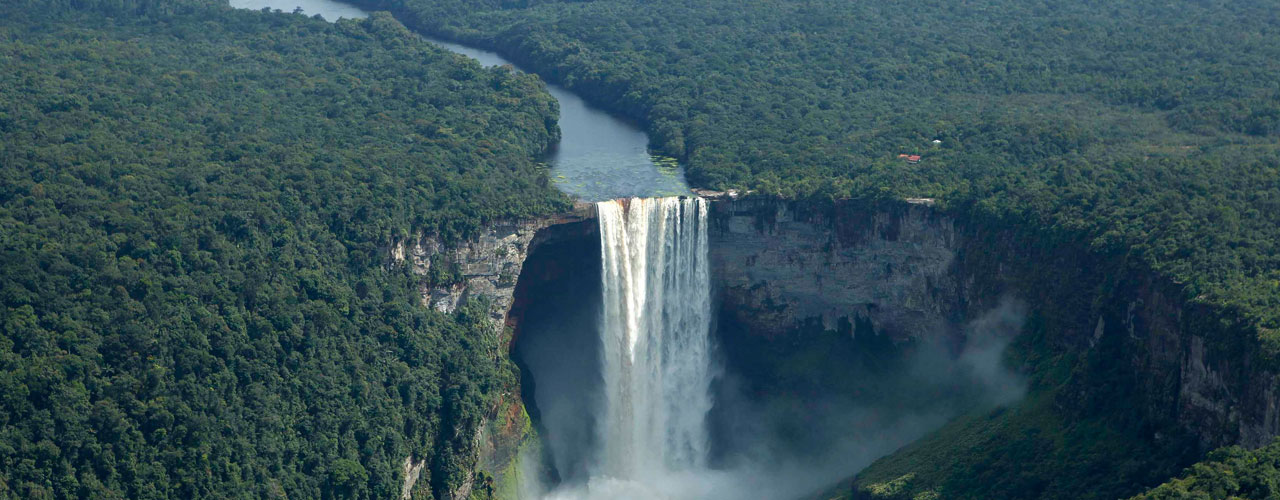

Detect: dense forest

[5,0,1280,498]
[0,2,566,498]
[1130,437,1280,500]
[350,0,1280,332]
[334,0,1280,497]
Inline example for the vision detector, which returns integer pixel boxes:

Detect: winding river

[228,0,691,201]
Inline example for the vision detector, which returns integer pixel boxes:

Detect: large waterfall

[593,196,714,487]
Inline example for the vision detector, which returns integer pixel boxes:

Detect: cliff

[403,195,1277,499]
[387,204,594,500]
[708,196,963,342]
[708,196,1279,498]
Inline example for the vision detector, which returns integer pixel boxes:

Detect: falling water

[594,196,713,484]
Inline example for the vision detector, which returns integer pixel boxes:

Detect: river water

[227,0,691,201]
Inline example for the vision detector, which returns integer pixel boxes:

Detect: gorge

[409,192,1280,499]
[224,1,1280,498]
[11,1,1279,498]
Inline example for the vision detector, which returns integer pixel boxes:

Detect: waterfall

[595,196,713,481]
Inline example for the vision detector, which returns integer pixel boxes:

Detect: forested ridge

[0,2,566,498]
[5,0,1280,498]
[332,0,1280,498]
[349,0,1280,334]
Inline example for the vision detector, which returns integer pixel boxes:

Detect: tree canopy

[0,3,565,498]
[349,0,1280,335]
[1131,438,1280,500]
[336,0,1280,498]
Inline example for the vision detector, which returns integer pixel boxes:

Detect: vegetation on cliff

[850,362,1197,499]
[1130,437,1280,500]
[5,0,1279,497]
[330,0,1280,497]
[347,0,1279,334]
[0,3,566,498]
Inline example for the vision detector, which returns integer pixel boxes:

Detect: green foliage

[864,478,941,500]
[863,473,917,499]
[848,307,1202,500]
[339,1,1280,496]
[0,4,566,499]
[328,459,370,496]
[14,0,222,16]
[852,389,1198,500]
[1131,438,1280,500]
[348,0,1280,333]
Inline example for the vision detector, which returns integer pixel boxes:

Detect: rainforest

[2,0,1279,499]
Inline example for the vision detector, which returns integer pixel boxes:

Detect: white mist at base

[527,197,1030,500]
[541,472,724,500]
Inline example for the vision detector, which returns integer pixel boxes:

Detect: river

[227,0,691,202]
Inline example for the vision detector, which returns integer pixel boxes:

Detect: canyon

[19,0,1277,498]
[391,194,1278,498]
[222,3,1277,498]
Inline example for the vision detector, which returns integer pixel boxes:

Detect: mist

[510,230,605,486]
[515,274,1029,500]
[693,296,1029,499]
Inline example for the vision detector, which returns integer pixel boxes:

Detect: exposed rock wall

[708,196,1278,453]
[389,203,596,329]
[950,213,1277,451]
[399,456,427,500]
[440,195,1275,499]
[1134,281,1278,448]
[387,205,594,500]
[393,221,542,329]
[708,197,963,342]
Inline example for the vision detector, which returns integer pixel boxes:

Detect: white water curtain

[595,197,713,481]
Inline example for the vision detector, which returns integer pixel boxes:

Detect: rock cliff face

[1130,279,1278,449]
[708,196,1279,456]
[393,222,540,327]
[390,202,595,326]
[387,205,593,500]
[415,195,1277,499]
[708,197,964,343]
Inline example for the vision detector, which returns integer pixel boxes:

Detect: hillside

[338,0,1280,497]
[351,0,1280,332]
[0,3,565,498]
[5,0,1280,498]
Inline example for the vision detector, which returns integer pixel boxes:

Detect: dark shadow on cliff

[705,297,1031,499]
[508,220,603,489]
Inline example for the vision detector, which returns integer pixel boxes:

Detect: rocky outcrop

[708,197,962,342]
[399,456,427,500]
[390,203,595,329]
[710,195,1278,456]
[426,194,1275,499]
[388,204,594,500]
[394,224,530,327]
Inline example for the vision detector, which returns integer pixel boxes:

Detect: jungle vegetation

[334,0,1280,497]
[1131,437,1280,500]
[0,1,566,498]
[5,0,1280,498]
[350,0,1280,332]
